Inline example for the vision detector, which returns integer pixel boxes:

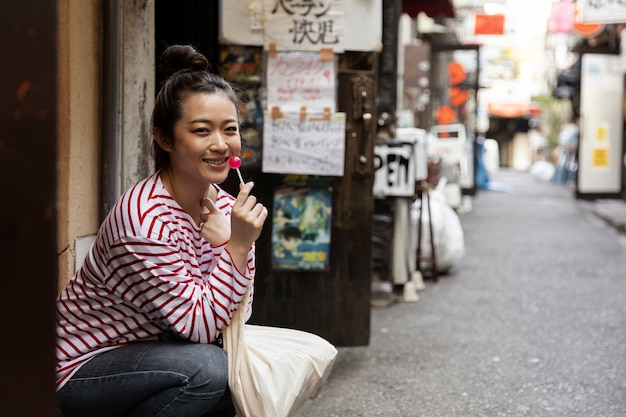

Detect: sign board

[219,0,382,51]
[429,124,466,165]
[578,55,623,194]
[373,141,417,197]
[430,124,474,190]
[549,1,575,33]
[262,112,346,176]
[264,0,345,52]
[396,127,428,181]
[578,0,626,24]
[267,52,336,114]
[474,14,505,35]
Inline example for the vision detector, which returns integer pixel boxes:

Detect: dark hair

[151,45,242,171]
[280,225,302,240]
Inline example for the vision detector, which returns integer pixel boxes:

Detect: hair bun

[159,45,209,78]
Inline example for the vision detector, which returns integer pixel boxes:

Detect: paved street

[296,169,626,417]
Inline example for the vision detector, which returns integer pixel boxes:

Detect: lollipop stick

[229,156,245,185]
[235,168,244,185]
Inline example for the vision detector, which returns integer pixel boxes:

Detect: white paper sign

[579,0,626,24]
[264,0,345,52]
[262,112,346,176]
[220,0,381,51]
[267,52,336,114]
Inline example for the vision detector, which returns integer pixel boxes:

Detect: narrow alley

[296,169,626,417]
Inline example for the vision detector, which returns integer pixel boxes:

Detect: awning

[487,103,540,119]
[402,0,455,18]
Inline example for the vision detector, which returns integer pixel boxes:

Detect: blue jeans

[57,340,235,417]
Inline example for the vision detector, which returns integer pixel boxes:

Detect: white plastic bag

[411,180,465,272]
[222,287,338,417]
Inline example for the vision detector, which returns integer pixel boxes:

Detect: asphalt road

[295,169,626,417]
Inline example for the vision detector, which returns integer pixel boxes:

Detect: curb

[591,200,626,234]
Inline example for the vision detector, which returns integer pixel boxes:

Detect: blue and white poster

[271,187,332,271]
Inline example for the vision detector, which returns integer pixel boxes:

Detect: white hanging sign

[263,0,345,52]
[262,112,346,176]
[266,52,336,114]
[578,0,626,24]
[373,141,417,198]
[220,0,381,52]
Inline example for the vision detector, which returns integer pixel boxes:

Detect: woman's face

[168,92,241,186]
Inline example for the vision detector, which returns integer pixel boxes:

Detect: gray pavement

[591,198,626,234]
[295,169,626,417]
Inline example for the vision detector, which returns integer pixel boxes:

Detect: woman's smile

[203,156,229,166]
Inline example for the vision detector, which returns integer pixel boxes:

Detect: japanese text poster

[262,112,346,176]
[264,0,345,52]
[267,51,336,114]
[220,0,381,52]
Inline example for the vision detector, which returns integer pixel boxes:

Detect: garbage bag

[410,184,465,273]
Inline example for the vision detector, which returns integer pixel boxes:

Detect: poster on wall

[267,51,336,114]
[272,187,332,271]
[219,45,264,169]
[219,45,263,84]
[262,112,346,176]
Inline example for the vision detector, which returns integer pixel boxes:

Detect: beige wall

[57,0,102,291]
[56,0,155,292]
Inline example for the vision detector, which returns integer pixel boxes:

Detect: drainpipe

[101,0,123,222]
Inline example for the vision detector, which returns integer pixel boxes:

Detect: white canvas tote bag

[222,286,338,417]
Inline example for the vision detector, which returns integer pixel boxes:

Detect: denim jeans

[57,340,236,417]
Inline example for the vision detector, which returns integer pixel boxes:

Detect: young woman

[56,44,268,417]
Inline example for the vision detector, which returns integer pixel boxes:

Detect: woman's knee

[178,343,229,393]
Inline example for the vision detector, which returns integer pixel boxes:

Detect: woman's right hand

[230,182,268,246]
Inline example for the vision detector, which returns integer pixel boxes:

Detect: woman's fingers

[230,182,268,244]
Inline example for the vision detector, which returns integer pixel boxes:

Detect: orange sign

[435,106,456,125]
[449,87,468,106]
[487,103,528,118]
[573,10,603,37]
[474,14,505,35]
[447,62,466,86]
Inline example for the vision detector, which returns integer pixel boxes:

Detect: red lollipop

[229,157,244,184]
[229,156,242,169]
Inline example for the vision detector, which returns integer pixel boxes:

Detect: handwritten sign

[373,141,417,197]
[220,0,381,52]
[264,0,345,52]
[267,52,336,114]
[262,112,346,176]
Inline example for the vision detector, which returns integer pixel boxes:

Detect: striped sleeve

[105,235,254,343]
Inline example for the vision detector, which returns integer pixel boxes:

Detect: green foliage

[532,93,572,149]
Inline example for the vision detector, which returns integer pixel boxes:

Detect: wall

[57,0,102,291]
[56,0,155,291]
[120,0,155,192]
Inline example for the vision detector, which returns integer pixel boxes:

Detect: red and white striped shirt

[56,173,254,390]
